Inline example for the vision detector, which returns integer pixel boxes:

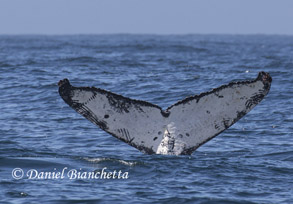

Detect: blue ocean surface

[0,34,292,204]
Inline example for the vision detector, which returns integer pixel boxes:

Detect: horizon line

[0,32,293,37]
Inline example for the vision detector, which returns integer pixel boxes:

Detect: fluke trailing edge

[58,72,272,155]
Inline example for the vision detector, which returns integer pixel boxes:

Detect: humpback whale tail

[58,72,272,155]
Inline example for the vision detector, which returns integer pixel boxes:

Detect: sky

[0,0,293,35]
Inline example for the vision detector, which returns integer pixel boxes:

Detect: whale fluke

[58,72,272,155]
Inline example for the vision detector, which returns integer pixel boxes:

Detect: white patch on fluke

[156,122,186,155]
[58,72,272,155]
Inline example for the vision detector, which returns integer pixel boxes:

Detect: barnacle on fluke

[58,72,272,155]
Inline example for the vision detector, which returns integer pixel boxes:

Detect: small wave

[262,55,279,60]
[51,199,103,204]
[0,62,14,68]
[83,157,139,167]
[62,56,97,63]
[5,191,29,198]
[170,44,209,52]
[254,150,293,161]
[157,197,258,204]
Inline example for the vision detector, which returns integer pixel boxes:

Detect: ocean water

[0,34,292,204]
